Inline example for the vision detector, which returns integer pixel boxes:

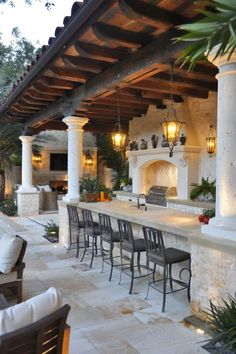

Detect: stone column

[202,52,236,239]
[63,116,89,203]
[17,135,39,216]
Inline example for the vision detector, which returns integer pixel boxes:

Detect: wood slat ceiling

[0,0,217,133]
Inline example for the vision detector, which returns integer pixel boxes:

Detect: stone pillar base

[58,200,69,249]
[62,194,80,203]
[201,215,236,241]
[17,191,40,217]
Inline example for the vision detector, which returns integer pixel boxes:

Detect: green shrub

[190,177,216,201]
[204,295,236,352]
[44,220,59,239]
[0,198,17,216]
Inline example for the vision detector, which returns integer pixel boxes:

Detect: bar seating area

[67,206,191,312]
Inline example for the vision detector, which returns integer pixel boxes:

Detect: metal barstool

[98,213,120,281]
[67,205,84,257]
[143,226,191,312]
[81,209,101,268]
[118,219,152,294]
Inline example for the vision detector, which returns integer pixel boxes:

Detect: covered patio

[0,0,236,352]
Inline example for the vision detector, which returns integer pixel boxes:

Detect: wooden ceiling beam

[44,67,91,84]
[21,97,48,106]
[153,73,217,91]
[27,90,57,101]
[31,84,64,96]
[132,79,209,98]
[118,0,188,29]
[39,77,75,90]
[26,32,195,127]
[62,55,107,74]
[92,22,148,49]
[75,41,130,63]
[141,90,184,103]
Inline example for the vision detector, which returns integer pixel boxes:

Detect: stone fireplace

[129,146,201,200]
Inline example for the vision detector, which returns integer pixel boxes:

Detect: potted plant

[80,177,101,202]
[199,208,215,224]
[202,295,236,354]
[120,177,132,192]
[44,220,59,242]
[190,177,216,201]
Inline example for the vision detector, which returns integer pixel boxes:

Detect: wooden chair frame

[0,235,27,303]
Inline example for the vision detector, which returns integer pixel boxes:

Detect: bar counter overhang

[58,199,236,318]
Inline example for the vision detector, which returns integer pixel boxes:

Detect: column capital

[63,116,89,130]
[19,135,35,144]
[208,46,236,69]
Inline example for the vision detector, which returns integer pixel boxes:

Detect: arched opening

[140,160,177,195]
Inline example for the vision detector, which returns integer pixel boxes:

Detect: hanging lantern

[161,62,184,157]
[206,125,216,157]
[85,150,93,166]
[111,88,127,151]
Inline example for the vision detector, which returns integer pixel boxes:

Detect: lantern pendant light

[111,88,127,151]
[161,62,183,157]
[206,125,216,157]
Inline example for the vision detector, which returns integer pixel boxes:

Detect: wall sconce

[206,125,216,157]
[85,150,93,166]
[32,152,42,164]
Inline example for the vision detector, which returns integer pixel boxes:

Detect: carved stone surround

[128,146,201,200]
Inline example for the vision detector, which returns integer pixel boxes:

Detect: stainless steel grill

[146,186,177,207]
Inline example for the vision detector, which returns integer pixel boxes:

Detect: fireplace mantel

[128,145,201,200]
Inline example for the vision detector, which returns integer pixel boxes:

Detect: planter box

[84,192,99,203]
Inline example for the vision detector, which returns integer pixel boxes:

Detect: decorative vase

[129,141,139,151]
[140,139,148,150]
[161,134,169,147]
[151,134,158,148]
[179,133,186,146]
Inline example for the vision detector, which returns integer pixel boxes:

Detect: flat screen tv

[50,153,67,171]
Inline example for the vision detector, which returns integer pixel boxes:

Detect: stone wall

[129,93,217,184]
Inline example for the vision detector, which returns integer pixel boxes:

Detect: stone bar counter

[58,199,236,318]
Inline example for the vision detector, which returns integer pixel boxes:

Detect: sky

[0,0,78,47]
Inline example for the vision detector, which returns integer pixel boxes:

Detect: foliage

[203,208,215,218]
[44,220,59,238]
[203,295,236,351]
[120,177,132,186]
[80,177,101,193]
[0,198,17,216]
[0,122,23,200]
[177,0,236,69]
[96,133,129,190]
[190,177,216,201]
[0,0,54,10]
[0,30,38,102]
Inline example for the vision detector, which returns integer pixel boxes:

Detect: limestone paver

[1,213,208,354]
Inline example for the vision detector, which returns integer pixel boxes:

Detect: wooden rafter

[92,23,149,49]
[62,55,107,73]
[118,0,188,29]
[75,42,130,63]
[44,67,91,83]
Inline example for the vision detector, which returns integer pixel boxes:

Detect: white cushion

[0,287,62,335]
[0,237,23,274]
[0,271,18,284]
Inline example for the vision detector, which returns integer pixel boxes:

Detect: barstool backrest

[117,219,134,248]
[142,226,166,263]
[99,213,112,238]
[67,205,79,226]
[82,209,95,232]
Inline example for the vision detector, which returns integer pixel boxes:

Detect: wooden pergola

[0,0,217,134]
